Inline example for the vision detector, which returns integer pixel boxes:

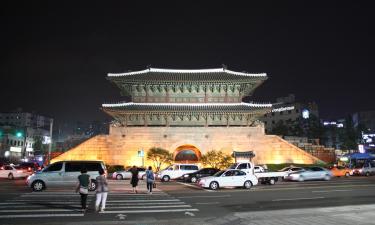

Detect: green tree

[339,115,359,150]
[271,120,289,136]
[146,147,173,172]
[200,150,234,169]
[33,136,48,153]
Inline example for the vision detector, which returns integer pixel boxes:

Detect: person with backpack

[146,166,155,194]
[95,168,108,212]
[76,168,90,212]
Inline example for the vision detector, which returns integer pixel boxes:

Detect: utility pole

[47,119,54,165]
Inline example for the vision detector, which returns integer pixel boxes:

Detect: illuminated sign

[272,106,295,112]
[302,109,310,119]
[43,136,51,144]
[358,144,365,153]
[10,147,22,153]
[339,156,349,162]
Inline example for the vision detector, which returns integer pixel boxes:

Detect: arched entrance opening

[174,144,202,163]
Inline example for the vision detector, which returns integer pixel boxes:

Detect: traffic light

[16,131,23,138]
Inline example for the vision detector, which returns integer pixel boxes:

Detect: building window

[288,110,291,114]
[264,121,267,125]
[272,120,275,124]
[264,114,267,118]
[280,111,283,115]
[296,109,299,113]
[271,112,275,116]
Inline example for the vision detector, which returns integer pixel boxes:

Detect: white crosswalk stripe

[0,180,199,219]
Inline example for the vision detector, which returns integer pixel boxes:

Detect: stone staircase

[284,136,336,163]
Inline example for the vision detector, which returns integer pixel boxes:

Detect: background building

[261,94,319,134]
[0,109,52,163]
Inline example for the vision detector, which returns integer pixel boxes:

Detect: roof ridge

[107,67,267,77]
[102,102,272,108]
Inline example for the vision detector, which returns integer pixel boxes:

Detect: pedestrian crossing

[0,180,198,219]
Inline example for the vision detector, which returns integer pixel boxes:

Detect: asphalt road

[0,176,375,225]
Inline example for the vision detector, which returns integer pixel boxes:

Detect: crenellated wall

[51,125,322,166]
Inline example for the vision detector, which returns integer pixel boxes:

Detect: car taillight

[28,167,32,171]
[17,170,23,173]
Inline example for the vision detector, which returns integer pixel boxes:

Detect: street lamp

[47,119,54,165]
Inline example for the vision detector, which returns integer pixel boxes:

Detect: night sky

[1,1,374,124]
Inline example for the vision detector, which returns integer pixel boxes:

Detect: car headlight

[184,174,189,178]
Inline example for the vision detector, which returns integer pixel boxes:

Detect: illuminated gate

[174,145,202,163]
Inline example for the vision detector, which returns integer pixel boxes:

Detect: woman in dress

[129,165,139,193]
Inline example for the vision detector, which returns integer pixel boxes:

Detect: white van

[26,160,106,191]
[157,164,199,182]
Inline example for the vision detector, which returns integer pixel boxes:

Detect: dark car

[182,168,220,183]
[19,162,41,172]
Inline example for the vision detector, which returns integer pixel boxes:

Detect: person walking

[95,168,108,212]
[76,167,90,212]
[146,166,155,194]
[129,165,139,193]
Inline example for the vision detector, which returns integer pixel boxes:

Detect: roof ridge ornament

[102,102,273,108]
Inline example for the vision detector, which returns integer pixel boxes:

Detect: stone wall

[51,126,322,166]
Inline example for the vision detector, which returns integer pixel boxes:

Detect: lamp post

[47,119,53,165]
[138,148,144,167]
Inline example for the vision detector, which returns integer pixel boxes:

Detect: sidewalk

[211,204,375,225]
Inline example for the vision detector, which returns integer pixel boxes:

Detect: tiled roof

[107,68,267,82]
[102,102,272,112]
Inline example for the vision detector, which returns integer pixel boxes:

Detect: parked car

[157,164,199,182]
[26,160,107,191]
[19,162,41,172]
[254,166,265,173]
[352,161,375,176]
[198,169,258,190]
[284,166,333,182]
[329,166,351,177]
[112,167,146,180]
[181,168,220,183]
[0,165,32,179]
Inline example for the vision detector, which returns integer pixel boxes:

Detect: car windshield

[229,163,238,169]
[354,164,364,169]
[213,170,226,177]
[279,167,290,171]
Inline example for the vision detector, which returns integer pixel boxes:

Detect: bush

[106,165,125,173]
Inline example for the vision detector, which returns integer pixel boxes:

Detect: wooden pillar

[144,113,148,127]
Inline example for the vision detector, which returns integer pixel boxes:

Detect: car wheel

[209,181,219,190]
[8,173,14,180]
[345,172,350,177]
[32,180,45,192]
[365,172,370,177]
[162,175,170,182]
[269,178,276,185]
[244,180,253,189]
[298,176,304,182]
[191,177,197,183]
[324,174,331,181]
[116,174,123,180]
[89,180,96,191]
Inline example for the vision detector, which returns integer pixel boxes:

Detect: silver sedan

[284,167,333,182]
[112,169,146,180]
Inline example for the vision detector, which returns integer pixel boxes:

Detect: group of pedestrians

[76,166,155,212]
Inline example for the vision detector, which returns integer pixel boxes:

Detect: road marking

[176,182,214,192]
[272,196,325,202]
[185,211,195,217]
[195,202,220,205]
[312,189,353,193]
[0,213,84,218]
[107,199,180,203]
[178,194,231,199]
[100,208,199,214]
[107,205,191,209]
[0,209,77,213]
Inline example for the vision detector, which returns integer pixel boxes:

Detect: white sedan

[0,165,32,179]
[112,168,146,180]
[198,169,258,190]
